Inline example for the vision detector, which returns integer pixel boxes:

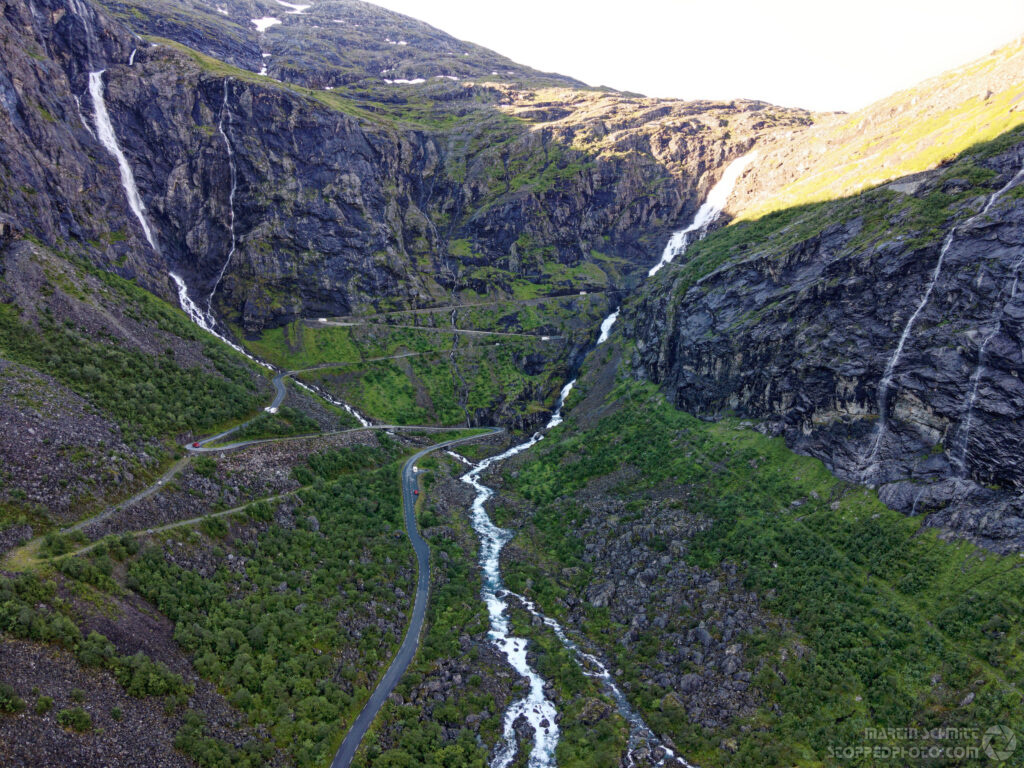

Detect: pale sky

[368,0,1024,112]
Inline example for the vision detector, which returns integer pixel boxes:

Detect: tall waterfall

[648,152,758,277]
[209,78,238,313]
[88,70,157,252]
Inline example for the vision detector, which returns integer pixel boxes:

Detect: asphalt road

[186,370,290,451]
[330,427,501,768]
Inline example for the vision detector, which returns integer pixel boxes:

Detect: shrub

[57,707,92,732]
[0,683,25,714]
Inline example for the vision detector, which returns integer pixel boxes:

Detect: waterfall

[68,0,100,70]
[128,48,137,66]
[544,379,576,430]
[597,308,620,345]
[461,152,757,768]
[88,70,158,252]
[209,78,238,313]
[861,228,956,471]
[648,152,758,277]
[864,158,1024,475]
[168,272,247,354]
[951,158,1024,474]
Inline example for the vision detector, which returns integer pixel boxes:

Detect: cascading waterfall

[293,380,372,428]
[863,157,1024,476]
[952,157,1024,473]
[463,436,559,768]
[648,152,758,277]
[209,78,238,314]
[168,272,250,357]
[88,70,157,252]
[82,43,367,434]
[87,63,256,363]
[463,153,758,767]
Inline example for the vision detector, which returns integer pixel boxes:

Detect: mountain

[1,0,811,337]
[1,0,1023,767]
[627,38,1024,552]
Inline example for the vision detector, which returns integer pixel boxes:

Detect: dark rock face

[0,0,163,288]
[1,0,811,336]
[627,143,1024,552]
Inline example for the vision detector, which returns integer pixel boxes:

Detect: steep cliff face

[0,0,163,287]
[1,0,812,338]
[628,129,1024,552]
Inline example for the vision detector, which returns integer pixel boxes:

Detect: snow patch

[251,17,281,33]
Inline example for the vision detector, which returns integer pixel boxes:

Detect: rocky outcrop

[627,139,1024,552]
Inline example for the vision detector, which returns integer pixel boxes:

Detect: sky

[367,0,1024,112]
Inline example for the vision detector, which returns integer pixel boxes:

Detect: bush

[56,707,92,732]
[193,456,218,479]
[200,516,228,539]
[0,683,25,714]
[34,696,53,715]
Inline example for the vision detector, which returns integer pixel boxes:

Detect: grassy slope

[740,38,1024,220]
[499,361,1024,767]
[241,296,612,426]
[0,245,268,533]
[126,440,413,768]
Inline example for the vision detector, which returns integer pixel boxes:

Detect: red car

[413,490,419,496]
[192,442,200,448]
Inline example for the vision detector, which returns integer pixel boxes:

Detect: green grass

[243,321,363,369]
[739,39,1024,220]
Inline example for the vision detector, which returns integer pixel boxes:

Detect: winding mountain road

[28,357,504,766]
[313,319,562,340]
[330,427,502,768]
